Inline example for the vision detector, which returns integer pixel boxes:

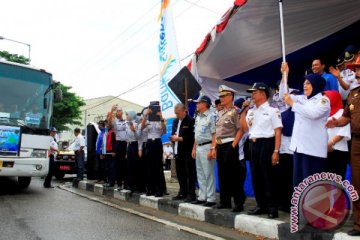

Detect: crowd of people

[47,44,359,236]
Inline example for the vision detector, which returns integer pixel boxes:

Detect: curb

[72,180,355,240]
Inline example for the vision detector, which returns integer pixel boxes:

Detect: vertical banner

[158,0,181,142]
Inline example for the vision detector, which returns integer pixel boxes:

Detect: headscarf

[305,74,326,99]
[324,90,343,117]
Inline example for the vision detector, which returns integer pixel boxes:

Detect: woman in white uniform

[280,63,330,187]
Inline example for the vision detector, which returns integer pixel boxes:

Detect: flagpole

[279,0,288,90]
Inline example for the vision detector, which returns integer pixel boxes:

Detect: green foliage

[0,50,29,64]
[52,84,85,131]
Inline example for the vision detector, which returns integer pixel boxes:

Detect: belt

[147,138,161,142]
[250,137,274,143]
[197,141,212,146]
[216,137,234,145]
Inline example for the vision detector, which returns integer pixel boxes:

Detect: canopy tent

[188,0,360,100]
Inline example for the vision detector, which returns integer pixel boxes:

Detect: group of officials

[44,44,360,236]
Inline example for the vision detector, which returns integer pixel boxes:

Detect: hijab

[305,74,326,99]
[324,90,343,117]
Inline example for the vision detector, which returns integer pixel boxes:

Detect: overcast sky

[0,0,233,107]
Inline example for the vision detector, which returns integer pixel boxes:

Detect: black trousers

[326,149,349,180]
[44,154,55,186]
[249,138,277,211]
[175,153,196,198]
[145,139,166,195]
[105,155,116,185]
[115,141,127,187]
[274,153,293,212]
[127,142,140,192]
[97,154,106,181]
[216,143,246,207]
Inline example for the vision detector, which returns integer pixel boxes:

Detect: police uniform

[193,96,216,204]
[125,111,140,192]
[343,84,360,233]
[73,132,86,180]
[138,117,148,193]
[142,119,166,197]
[215,85,246,211]
[44,128,58,188]
[246,83,283,217]
[112,116,128,188]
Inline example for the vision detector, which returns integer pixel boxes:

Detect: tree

[0,50,29,64]
[52,84,85,131]
[1,50,85,130]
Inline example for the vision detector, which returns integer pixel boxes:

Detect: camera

[148,101,161,122]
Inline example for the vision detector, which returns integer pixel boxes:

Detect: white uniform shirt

[112,118,127,141]
[72,134,86,151]
[339,69,358,100]
[50,136,58,155]
[246,102,283,138]
[289,93,330,158]
[327,109,351,152]
[164,145,174,159]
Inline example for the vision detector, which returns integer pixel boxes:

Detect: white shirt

[246,102,283,138]
[339,69,358,100]
[72,134,86,151]
[164,146,173,159]
[327,109,351,152]
[289,93,330,158]
[174,119,182,155]
[50,136,58,155]
[112,118,127,141]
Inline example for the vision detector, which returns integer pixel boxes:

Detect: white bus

[0,60,56,188]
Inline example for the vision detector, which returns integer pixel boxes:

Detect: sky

[0,0,233,107]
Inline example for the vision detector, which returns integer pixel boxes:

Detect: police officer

[141,107,167,197]
[138,108,149,194]
[73,128,86,181]
[326,57,360,236]
[191,95,216,206]
[111,107,128,189]
[43,127,59,188]
[245,82,282,219]
[211,85,246,212]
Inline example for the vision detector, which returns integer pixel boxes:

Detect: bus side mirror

[44,97,48,109]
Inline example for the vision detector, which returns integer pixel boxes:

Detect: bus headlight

[31,149,47,158]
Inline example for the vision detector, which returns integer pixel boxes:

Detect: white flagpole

[279,0,288,92]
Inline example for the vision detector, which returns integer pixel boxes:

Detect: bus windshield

[0,62,53,129]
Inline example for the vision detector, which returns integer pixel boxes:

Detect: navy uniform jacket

[171,115,195,158]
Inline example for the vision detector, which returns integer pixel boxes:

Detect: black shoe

[185,196,196,202]
[155,193,163,197]
[248,207,268,215]
[216,204,231,209]
[232,205,244,213]
[163,191,170,195]
[268,211,279,219]
[172,195,186,200]
[191,200,206,205]
[204,202,217,207]
[146,191,154,196]
[43,185,54,188]
[348,229,360,236]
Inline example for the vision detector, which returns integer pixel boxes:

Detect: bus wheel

[18,177,31,189]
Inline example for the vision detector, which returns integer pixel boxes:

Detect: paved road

[0,177,213,240]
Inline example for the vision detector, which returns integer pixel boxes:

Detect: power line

[183,0,221,15]
[82,52,194,112]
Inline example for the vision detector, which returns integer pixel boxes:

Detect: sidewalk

[71,172,355,240]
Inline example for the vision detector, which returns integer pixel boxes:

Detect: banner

[158,0,181,142]
[158,0,181,119]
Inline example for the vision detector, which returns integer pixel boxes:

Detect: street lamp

[0,36,31,62]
